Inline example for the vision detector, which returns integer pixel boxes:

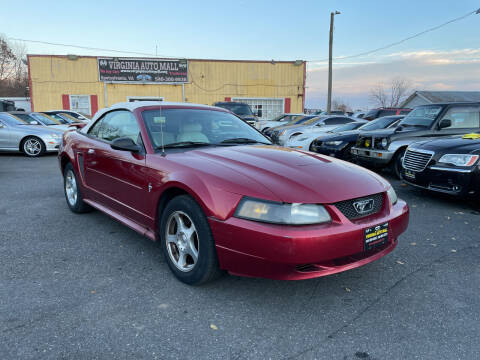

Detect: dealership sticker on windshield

[364,222,388,251]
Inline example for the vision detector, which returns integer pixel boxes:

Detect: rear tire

[160,195,222,285]
[21,136,45,157]
[63,162,93,213]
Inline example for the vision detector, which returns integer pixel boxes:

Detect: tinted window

[360,116,402,131]
[30,113,60,126]
[142,108,269,148]
[10,113,34,124]
[89,111,141,143]
[216,103,253,116]
[364,110,379,119]
[399,110,411,115]
[440,106,480,129]
[378,110,396,117]
[324,117,354,125]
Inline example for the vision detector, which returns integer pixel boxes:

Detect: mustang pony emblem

[353,199,374,214]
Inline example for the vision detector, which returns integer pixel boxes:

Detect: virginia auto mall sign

[98,57,188,83]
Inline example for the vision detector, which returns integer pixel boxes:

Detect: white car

[285,121,367,150]
[257,113,304,132]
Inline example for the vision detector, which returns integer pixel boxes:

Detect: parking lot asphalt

[1,153,479,360]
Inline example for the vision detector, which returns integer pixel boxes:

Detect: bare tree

[332,98,350,113]
[370,77,411,108]
[0,35,28,97]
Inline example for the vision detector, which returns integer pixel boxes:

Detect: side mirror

[111,137,141,153]
[438,119,452,129]
[29,121,39,125]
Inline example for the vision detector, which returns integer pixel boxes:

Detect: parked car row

[0,110,89,157]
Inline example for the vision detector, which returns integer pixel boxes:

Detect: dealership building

[27,55,306,120]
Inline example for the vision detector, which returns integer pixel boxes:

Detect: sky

[2,0,480,110]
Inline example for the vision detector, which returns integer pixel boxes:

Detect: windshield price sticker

[364,222,389,251]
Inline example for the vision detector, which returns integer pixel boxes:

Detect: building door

[232,98,284,120]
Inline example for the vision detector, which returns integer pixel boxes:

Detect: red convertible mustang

[58,102,409,285]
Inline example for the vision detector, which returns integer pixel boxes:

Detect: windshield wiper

[220,137,270,145]
[159,141,213,149]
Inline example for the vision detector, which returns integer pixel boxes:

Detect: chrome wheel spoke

[165,210,200,272]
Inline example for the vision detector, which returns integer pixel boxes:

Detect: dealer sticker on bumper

[364,222,389,251]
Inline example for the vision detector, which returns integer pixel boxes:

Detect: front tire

[21,136,45,157]
[63,163,93,213]
[160,195,222,285]
[392,148,406,179]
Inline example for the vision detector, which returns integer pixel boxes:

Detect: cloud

[305,48,480,109]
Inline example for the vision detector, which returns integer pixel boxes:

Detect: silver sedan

[0,112,63,157]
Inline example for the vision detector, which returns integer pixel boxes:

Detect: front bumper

[314,145,347,159]
[209,199,409,280]
[44,138,61,152]
[351,147,394,167]
[402,165,480,197]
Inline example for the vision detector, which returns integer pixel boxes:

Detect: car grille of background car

[403,150,434,172]
[334,193,383,220]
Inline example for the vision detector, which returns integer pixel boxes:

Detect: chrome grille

[334,193,383,220]
[403,149,433,172]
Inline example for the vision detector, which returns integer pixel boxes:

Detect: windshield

[48,114,69,124]
[12,113,36,124]
[58,113,79,123]
[359,116,401,131]
[216,103,253,116]
[399,105,443,127]
[333,122,364,132]
[30,113,61,126]
[301,116,324,126]
[142,108,270,149]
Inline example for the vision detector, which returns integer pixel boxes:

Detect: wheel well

[155,187,189,238]
[391,146,408,164]
[60,155,71,174]
[19,135,44,152]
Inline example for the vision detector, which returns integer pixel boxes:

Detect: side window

[98,111,141,143]
[440,106,480,129]
[379,110,395,117]
[324,117,352,125]
[88,118,104,138]
[399,110,410,115]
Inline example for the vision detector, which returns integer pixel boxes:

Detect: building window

[70,95,91,116]
[232,98,284,120]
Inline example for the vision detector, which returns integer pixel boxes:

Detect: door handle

[87,149,95,154]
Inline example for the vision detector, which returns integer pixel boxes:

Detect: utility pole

[327,11,340,114]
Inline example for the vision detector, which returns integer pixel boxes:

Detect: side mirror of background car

[111,137,141,153]
[438,119,452,129]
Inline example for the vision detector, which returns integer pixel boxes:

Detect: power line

[308,8,480,62]
[6,37,177,58]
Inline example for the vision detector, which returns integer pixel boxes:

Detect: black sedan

[310,115,403,160]
[401,135,480,198]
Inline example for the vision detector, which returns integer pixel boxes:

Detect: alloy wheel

[165,211,199,272]
[65,170,78,206]
[24,138,42,156]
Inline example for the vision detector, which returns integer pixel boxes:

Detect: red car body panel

[59,103,409,280]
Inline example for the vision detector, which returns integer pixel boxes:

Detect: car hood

[271,123,307,133]
[410,136,480,154]
[164,145,389,203]
[359,126,424,138]
[315,130,361,142]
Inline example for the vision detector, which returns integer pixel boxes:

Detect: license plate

[364,222,388,251]
[404,170,416,179]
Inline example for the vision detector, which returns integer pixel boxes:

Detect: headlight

[387,186,397,206]
[438,154,479,167]
[234,197,331,225]
[381,138,388,148]
[50,133,61,139]
[325,141,343,146]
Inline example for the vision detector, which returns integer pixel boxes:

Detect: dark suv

[363,108,411,121]
[213,102,258,127]
[351,102,480,177]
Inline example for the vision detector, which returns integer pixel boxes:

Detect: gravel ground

[1,154,479,360]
